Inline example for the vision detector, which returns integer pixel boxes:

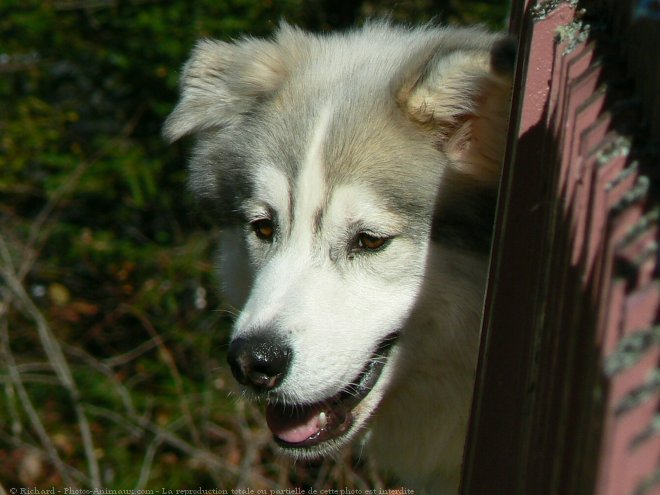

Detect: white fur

[294,103,332,237]
[233,178,426,407]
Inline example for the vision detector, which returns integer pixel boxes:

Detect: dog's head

[164,23,513,458]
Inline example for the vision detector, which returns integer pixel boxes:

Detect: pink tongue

[266,403,322,444]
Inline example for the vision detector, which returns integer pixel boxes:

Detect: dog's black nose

[227,334,292,391]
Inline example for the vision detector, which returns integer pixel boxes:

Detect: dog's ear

[399,36,516,184]
[163,36,287,142]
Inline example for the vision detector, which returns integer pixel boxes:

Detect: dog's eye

[251,219,275,241]
[356,232,390,251]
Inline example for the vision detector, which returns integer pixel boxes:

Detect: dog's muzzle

[226,331,399,450]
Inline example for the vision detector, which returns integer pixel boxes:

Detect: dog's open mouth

[265,332,399,449]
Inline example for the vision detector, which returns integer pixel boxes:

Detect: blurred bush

[0,0,508,490]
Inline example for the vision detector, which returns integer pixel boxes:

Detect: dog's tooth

[319,411,327,429]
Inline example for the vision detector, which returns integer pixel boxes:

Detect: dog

[164,21,513,494]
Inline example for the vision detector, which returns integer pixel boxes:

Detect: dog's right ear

[163,37,287,142]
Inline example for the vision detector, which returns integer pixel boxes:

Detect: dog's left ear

[399,35,516,184]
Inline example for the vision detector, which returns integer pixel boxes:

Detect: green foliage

[0,0,508,490]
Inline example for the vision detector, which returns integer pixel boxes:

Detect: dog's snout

[227,334,291,391]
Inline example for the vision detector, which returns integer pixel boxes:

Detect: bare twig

[234,401,271,488]
[84,403,281,489]
[0,373,61,386]
[0,257,101,488]
[120,303,203,447]
[101,337,160,368]
[0,317,80,486]
[1,351,24,436]
[135,434,164,490]
[62,343,138,418]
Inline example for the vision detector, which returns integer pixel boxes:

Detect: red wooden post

[462,0,660,493]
